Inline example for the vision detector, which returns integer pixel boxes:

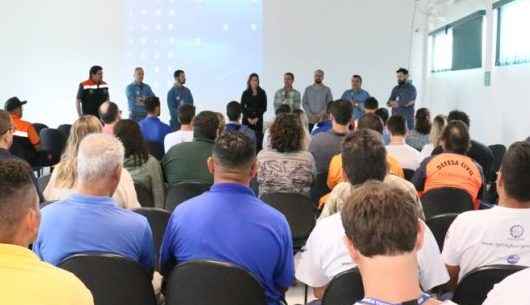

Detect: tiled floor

[286,282,317,305]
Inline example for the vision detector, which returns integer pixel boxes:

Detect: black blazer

[241,88,267,119]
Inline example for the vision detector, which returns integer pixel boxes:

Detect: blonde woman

[420,114,447,161]
[44,115,140,209]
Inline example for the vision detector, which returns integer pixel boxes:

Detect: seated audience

[162,111,219,185]
[139,96,171,146]
[412,120,484,209]
[363,97,379,114]
[34,134,155,272]
[0,159,94,305]
[293,108,312,150]
[386,115,421,170]
[406,108,431,151]
[164,104,195,152]
[309,99,353,174]
[482,268,530,305]
[114,119,165,208]
[225,101,256,144]
[160,132,294,305]
[375,107,390,144]
[341,182,455,305]
[257,113,316,197]
[5,96,41,150]
[44,115,140,209]
[420,114,446,160]
[310,101,333,136]
[442,141,530,289]
[98,101,121,135]
[262,104,292,150]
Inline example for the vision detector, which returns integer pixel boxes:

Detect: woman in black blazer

[241,73,267,150]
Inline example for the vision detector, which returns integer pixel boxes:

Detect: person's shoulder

[34,260,93,292]
[80,79,92,86]
[453,208,496,228]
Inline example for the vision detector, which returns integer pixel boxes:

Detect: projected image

[125,0,263,114]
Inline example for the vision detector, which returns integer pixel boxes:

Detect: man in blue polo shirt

[33,134,155,273]
[160,131,294,305]
[341,74,370,120]
[139,96,172,145]
[126,67,155,122]
[387,68,417,130]
[167,69,194,130]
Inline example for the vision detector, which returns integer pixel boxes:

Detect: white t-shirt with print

[442,206,530,281]
[295,213,449,290]
[386,143,422,170]
[482,267,530,305]
[164,130,193,152]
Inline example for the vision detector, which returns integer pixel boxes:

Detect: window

[497,0,530,65]
[432,29,453,72]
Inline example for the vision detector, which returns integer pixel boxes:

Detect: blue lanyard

[359,292,431,305]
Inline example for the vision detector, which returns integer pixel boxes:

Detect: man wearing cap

[387,68,417,130]
[5,97,41,150]
[76,65,109,118]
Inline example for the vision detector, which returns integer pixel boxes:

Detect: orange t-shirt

[11,114,40,146]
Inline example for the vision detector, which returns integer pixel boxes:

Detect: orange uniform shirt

[11,114,40,146]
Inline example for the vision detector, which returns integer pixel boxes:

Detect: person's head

[275,104,292,116]
[342,129,388,185]
[4,96,27,117]
[0,159,40,247]
[351,75,363,90]
[447,110,470,128]
[364,97,379,113]
[193,111,220,141]
[226,101,243,122]
[134,67,144,83]
[396,68,409,85]
[498,141,530,206]
[98,101,121,125]
[113,119,148,167]
[314,69,324,84]
[358,113,384,135]
[89,65,103,83]
[0,110,15,149]
[293,109,309,130]
[174,69,186,85]
[415,108,432,135]
[76,134,124,197]
[216,112,226,133]
[374,108,389,126]
[430,115,447,146]
[247,73,260,90]
[270,113,304,153]
[387,115,407,137]
[342,181,423,265]
[284,72,295,88]
[330,100,353,127]
[144,96,161,116]
[440,120,470,155]
[208,131,257,185]
[178,104,196,126]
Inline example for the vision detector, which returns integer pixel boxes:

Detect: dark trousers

[243,116,264,151]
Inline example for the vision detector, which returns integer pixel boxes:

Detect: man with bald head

[98,101,121,135]
[0,159,94,305]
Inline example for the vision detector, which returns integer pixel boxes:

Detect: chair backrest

[165,260,266,305]
[58,253,157,305]
[404,169,415,182]
[489,144,506,175]
[57,124,72,138]
[37,174,51,195]
[425,213,459,251]
[39,128,66,164]
[32,123,48,135]
[10,135,37,164]
[452,264,527,305]
[322,268,364,305]
[146,141,165,161]
[133,207,171,270]
[421,187,474,219]
[310,172,330,207]
[165,182,211,211]
[260,192,316,250]
[134,182,154,207]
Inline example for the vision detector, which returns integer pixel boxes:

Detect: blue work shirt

[33,193,155,271]
[139,116,172,145]
[341,89,370,120]
[225,122,257,144]
[125,82,155,121]
[389,82,417,129]
[160,183,294,305]
[167,85,194,129]
[311,120,332,136]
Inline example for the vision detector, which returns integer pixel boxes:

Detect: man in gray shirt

[303,69,333,131]
[387,68,417,130]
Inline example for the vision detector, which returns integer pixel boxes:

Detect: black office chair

[57,124,72,138]
[489,144,506,176]
[404,169,415,182]
[58,253,157,305]
[134,183,155,207]
[133,207,171,270]
[165,182,211,211]
[37,174,51,195]
[10,135,38,165]
[425,213,459,251]
[420,187,474,219]
[452,264,526,305]
[261,192,316,251]
[40,128,66,165]
[146,141,165,161]
[310,172,330,209]
[32,123,48,135]
[165,260,266,305]
[322,268,364,305]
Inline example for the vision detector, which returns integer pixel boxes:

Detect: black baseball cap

[5,97,27,112]
[396,68,409,75]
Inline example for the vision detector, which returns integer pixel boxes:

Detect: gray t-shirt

[302,84,333,116]
[309,131,347,174]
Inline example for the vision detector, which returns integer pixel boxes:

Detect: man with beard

[387,68,417,130]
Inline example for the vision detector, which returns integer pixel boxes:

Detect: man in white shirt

[342,181,456,305]
[442,141,530,290]
[296,129,448,300]
[164,104,195,152]
[482,268,530,305]
[386,115,421,170]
